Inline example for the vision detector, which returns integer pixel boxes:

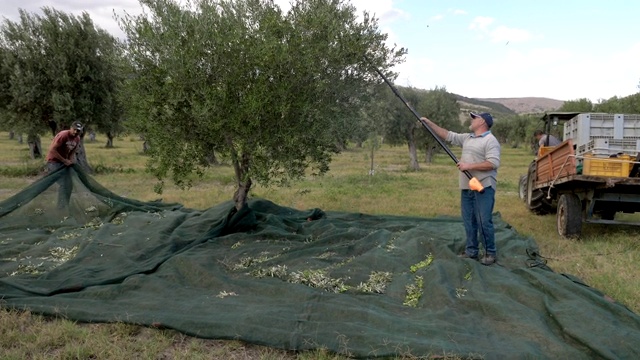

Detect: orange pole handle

[468,177,484,192]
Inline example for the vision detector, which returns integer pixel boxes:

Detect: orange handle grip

[468,177,484,192]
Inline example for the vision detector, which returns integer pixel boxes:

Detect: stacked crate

[564,113,640,177]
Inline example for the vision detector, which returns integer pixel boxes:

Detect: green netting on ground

[1,166,639,358]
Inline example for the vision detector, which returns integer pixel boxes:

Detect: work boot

[458,253,478,260]
[480,255,497,266]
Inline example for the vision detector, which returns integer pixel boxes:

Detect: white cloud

[469,16,494,31]
[393,56,437,88]
[490,25,533,44]
[431,14,444,21]
[452,9,467,15]
[467,17,534,45]
[351,0,407,24]
[457,43,640,100]
[273,0,407,24]
[0,0,143,39]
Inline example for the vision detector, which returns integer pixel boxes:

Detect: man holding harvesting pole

[420,112,501,265]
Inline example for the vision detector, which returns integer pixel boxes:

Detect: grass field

[1,132,639,359]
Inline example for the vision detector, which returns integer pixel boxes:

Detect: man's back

[539,134,561,147]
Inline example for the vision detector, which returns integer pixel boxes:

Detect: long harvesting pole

[367,58,483,192]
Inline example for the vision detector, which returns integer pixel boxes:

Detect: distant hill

[454,95,516,115]
[477,97,564,114]
[448,95,564,125]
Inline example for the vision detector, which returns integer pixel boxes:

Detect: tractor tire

[518,175,527,202]
[526,163,555,215]
[557,194,582,238]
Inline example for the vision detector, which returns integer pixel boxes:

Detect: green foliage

[594,94,640,114]
[356,271,393,293]
[560,94,640,115]
[0,163,44,177]
[118,0,405,207]
[491,113,543,150]
[92,164,136,175]
[377,85,461,168]
[416,86,462,159]
[0,8,123,136]
[558,98,594,112]
[410,253,434,273]
[379,85,421,147]
[288,269,349,293]
[403,275,424,307]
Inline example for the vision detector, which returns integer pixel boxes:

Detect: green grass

[0,132,639,359]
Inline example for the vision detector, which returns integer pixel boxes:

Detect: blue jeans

[461,187,496,257]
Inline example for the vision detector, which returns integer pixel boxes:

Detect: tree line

[1,0,639,209]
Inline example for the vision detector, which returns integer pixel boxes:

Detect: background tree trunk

[105,131,114,148]
[9,130,14,140]
[206,151,219,165]
[17,134,23,144]
[369,143,375,175]
[74,139,93,173]
[407,128,419,170]
[408,140,419,170]
[334,140,347,152]
[425,145,436,164]
[48,120,58,137]
[27,134,42,159]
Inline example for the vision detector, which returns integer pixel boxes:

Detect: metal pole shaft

[369,61,474,181]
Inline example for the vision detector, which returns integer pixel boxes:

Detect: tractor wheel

[518,175,527,202]
[526,163,554,215]
[557,194,582,238]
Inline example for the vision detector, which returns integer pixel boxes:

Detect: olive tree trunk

[105,131,114,148]
[425,145,437,164]
[227,135,252,211]
[408,140,419,171]
[74,138,93,173]
[27,134,43,159]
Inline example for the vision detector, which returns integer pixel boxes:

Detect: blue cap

[470,112,493,128]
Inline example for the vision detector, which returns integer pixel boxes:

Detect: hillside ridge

[476,97,564,114]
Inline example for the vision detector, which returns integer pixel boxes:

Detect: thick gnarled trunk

[227,135,252,211]
[233,177,252,212]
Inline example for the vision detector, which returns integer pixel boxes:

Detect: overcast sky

[2,0,639,102]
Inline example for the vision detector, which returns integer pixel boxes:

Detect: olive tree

[119,0,405,210]
[558,98,593,112]
[415,86,461,164]
[380,86,460,170]
[0,8,123,169]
